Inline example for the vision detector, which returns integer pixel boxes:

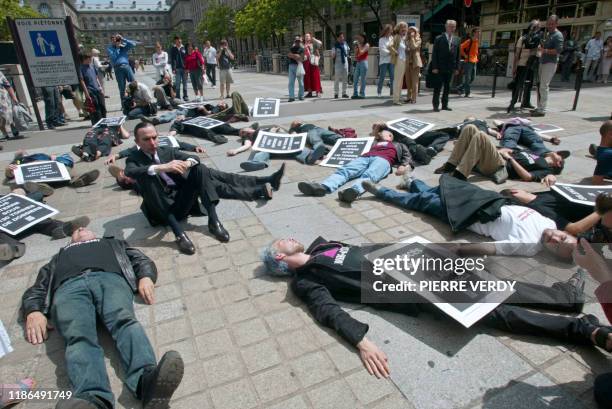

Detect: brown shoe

[70,170,100,187]
[23,182,55,197]
[108,165,123,179]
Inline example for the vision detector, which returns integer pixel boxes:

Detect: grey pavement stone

[231,317,270,347]
[251,365,300,403]
[201,352,246,387]
[290,350,337,388]
[209,378,259,409]
[241,338,283,374]
[307,378,362,409]
[345,370,396,405]
[265,395,310,409]
[195,328,234,359]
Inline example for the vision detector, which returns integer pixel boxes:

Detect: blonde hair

[394,21,408,35]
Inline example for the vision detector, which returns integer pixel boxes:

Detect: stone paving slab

[0,68,610,409]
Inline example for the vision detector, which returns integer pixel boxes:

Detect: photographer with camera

[531,15,564,117]
[217,39,235,99]
[106,34,137,101]
[507,20,542,112]
[573,192,612,408]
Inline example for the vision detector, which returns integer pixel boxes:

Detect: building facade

[477,0,612,48]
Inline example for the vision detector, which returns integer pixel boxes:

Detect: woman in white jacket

[152,42,171,80]
[377,24,394,97]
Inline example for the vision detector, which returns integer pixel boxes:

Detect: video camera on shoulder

[523,30,544,50]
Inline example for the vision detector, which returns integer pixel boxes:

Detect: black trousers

[432,71,453,109]
[206,63,216,86]
[415,130,451,152]
[137,164,219,225]
[510,66,535,108]
[82,135,113,159]
[377,278,592,345]
[88,89,107,126]
[208,168,267,201]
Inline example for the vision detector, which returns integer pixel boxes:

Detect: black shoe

[334,94,339,99]
[71,145,84,158]
[70,170,100,188]
[506,105,515,113]
[53,121,67,127]
[351,95,359,99]
[305,92,313,98]
[210,134,228,144]
[442,106,452,111]
[288,98,295,102]
[46,123,55,130]
[530,110,545,117]
[23,181,55,197]
[521,103,536,109]
[55,397,99,409]
[361,180,380,195]
[175,233,195,255]
[140,351,185,409]
[140,116,160,126]
[183,96,189,101]
[209,220,230,242]
[240,161,267,172]
[433,107,440,112]
[52,216,91,240]
[269,163,285,191]
[452,170,467,181]
[298,182,328,197]
[306,144,327,165]
[338,187,359,203]
[566,269,586,313]
[434,162,455,174]
[426,147,438,158]
[589,143,598,157]
[342,94,350,98]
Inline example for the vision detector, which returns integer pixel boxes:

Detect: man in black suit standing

[430,20,460,112]
[125,122,229,255]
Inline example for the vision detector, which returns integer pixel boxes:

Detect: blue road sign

[29,30,62,57]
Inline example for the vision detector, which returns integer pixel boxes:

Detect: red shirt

[356,45,369,62]
[184,50,204,71]
[363,141,397,166]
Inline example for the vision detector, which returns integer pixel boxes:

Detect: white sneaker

[377,93,381,97]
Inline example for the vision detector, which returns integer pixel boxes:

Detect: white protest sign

[252,131,307,154]
[14,161,71,185]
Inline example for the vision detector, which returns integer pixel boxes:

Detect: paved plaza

[0,67,610,409]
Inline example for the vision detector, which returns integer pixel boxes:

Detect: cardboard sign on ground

[0,193,59,235]
[13,161,71,185]
[252,131,307,154]
[320,137,375,168]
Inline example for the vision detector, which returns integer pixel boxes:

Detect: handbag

[296,62,305,77]
[84,96,96,113]
[310,54,320,66]
[12,103,32,131]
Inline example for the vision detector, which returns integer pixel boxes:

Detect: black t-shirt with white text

[507,150,552,181]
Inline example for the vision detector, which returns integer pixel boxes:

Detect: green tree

[234,0,292,50]
[0,0,41,41]
[196,2,235,44]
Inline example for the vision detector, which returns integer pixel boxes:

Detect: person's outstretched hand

[138,277,155,305]
[573,238,612,285]
[25,311,48,345]
[357,337,390,378]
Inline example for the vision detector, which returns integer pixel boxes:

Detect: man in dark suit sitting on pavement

[125,122,229,254]
[430,19,460,112]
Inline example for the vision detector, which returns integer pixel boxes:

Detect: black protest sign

[178,102,206,110]
[320,137,375,168]
[14,161,71,184]
[93,116,126,128]
[252,131,307,154]
[157,135,180,148]
[386,117,435,139]
[182,117,225,129]
[253,98,280,118]
[551,183,612,206]
[0,194,58,235]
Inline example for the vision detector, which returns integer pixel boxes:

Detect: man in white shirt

[203,41,218,87]
[584,32,603,82]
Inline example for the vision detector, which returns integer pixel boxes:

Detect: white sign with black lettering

[14,161,71,185]
[253,98,280,118]
[182,117,225,129]
[157,135,180,148]
[252,131,307,154]
[0,194,58,235]
[14,18,79,87]
[386,117,435,139]
[178,102,206,109]
[532,124,564,134]
[320,137,375,168]
[551,183,612,206]
[93,116,126,128]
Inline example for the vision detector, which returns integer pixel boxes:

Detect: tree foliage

[196,2,235,44]
[0,0,41,41]
[234,0,292,41]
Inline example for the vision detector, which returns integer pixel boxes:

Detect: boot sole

[143,351,185,409]
[240,162,266,172]
[70,170,100,188]
[297,182,326,197]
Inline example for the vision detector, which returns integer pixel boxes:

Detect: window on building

[554,0,577,19]
[524,5,550,23]
[38,3,52,17]
[572,24,595,45]
[579,2,597,17]
[346,23,352,43]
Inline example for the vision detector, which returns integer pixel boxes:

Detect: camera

[523,30,543,50]
[578,223,612,259]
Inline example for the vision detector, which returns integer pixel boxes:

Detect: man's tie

[153,154,176,187]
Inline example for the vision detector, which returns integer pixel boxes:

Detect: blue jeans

[353,61,368,97]
[307,127,341,150]
[243,149,311,168]
[501,125,550,156]
[114,64,135,100]
[376,180,448,221]
[377,63,394,95]
[321,156,390,195]
[174,68,188,99]
[127,107,147,120]
[51,272,156,407]
[461,62,476,95]
[157,108,188,124]
[41,86,60,125]
[288,64,304,99]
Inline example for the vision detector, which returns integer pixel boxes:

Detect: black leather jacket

[21,238,157,317]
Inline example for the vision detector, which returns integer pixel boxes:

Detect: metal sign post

[6,17,44,130]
